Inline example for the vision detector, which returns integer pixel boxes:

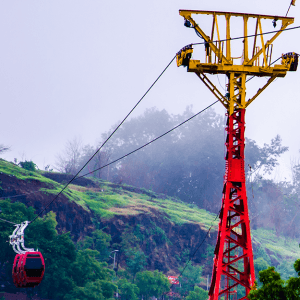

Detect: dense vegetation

[2,107,300,298]
[0,200,179,299]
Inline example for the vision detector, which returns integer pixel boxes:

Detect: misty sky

[1,0,299,181]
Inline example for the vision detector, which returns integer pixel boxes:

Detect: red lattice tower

[209,109,254,299]
[176,9,297,299]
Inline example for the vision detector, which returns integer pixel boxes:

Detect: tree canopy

[248,259,300,300]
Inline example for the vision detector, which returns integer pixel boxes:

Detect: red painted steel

[12,252,45,288]
[208,109,255,300]
[12,254,22,288]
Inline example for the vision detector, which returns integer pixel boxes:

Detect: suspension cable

[0,217,17,226]
[30,55,176,223]
[190,25,300,47]
[74,101,219,180]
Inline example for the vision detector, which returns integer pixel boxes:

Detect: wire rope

[73,101,219,181]
[0,217,17,226]
[190,25,300,47]
[30,55,176,223]
[286,1,293,17]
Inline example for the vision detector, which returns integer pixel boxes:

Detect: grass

[68,180,220,228]
[0,159,89,210]
[252,228,300,260]
[2,158,300,264]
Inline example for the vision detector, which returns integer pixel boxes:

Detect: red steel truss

[208,109,255,300]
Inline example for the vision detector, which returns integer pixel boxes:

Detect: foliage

[245,135,288,179]
[254,257,270,282]
[176,263,203,296]
[0,200,36,263]
[0,200,118,299]
[0,201,77,299]
[77,229,112,262]
[135,270,170,299]
[248,259,300,300]
[117,278,139,300]
[252,228,300,268]
[186,286,208,300]
[18,160,37,171]
[125,247,147,279]
[64,280,105,300]
[70,249,113,287]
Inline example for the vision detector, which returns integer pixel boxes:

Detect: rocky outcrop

[0,173,94,241]
[101,211,218,276]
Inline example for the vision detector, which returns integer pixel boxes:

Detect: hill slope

[0,158,299,278]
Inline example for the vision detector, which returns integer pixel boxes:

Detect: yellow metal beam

[179,10,294,21]
[226,15,231,63]
[243,16,249,63]
[195,72,228,110]
[245,76,277,108]
[258,18,268,67]
[185,15,231,65]
[186,60,289,77]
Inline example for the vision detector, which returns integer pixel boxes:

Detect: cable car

[10,222,45,288]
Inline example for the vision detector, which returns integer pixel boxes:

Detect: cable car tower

[177,10,297,300]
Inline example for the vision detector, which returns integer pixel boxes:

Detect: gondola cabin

[9,221,46,288]
[13,252,45,288]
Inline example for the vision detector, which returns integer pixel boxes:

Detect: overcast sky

[0,0,299,181]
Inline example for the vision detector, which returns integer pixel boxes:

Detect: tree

[88,147,111,180]
[247,267,286,299]
[0,200,36,264]
[248,259,300,300]
[0,144,10,155]
[0,199,117,300]
[176,263,203,297]
[245,135,288,180]
[186,286,208,300]
[77,229,112,262]
[102,107,225,212]
[117,278,139,300]
[70,249,113,287]
[125,247,147,279]
[18,160,37,171]
[27,212,77,299]
[55,137,83,174]
[64,280,105,300]
[254,257,270,282]
[135,270,170,299]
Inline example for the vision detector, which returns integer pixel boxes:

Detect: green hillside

[1,158,299,280]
